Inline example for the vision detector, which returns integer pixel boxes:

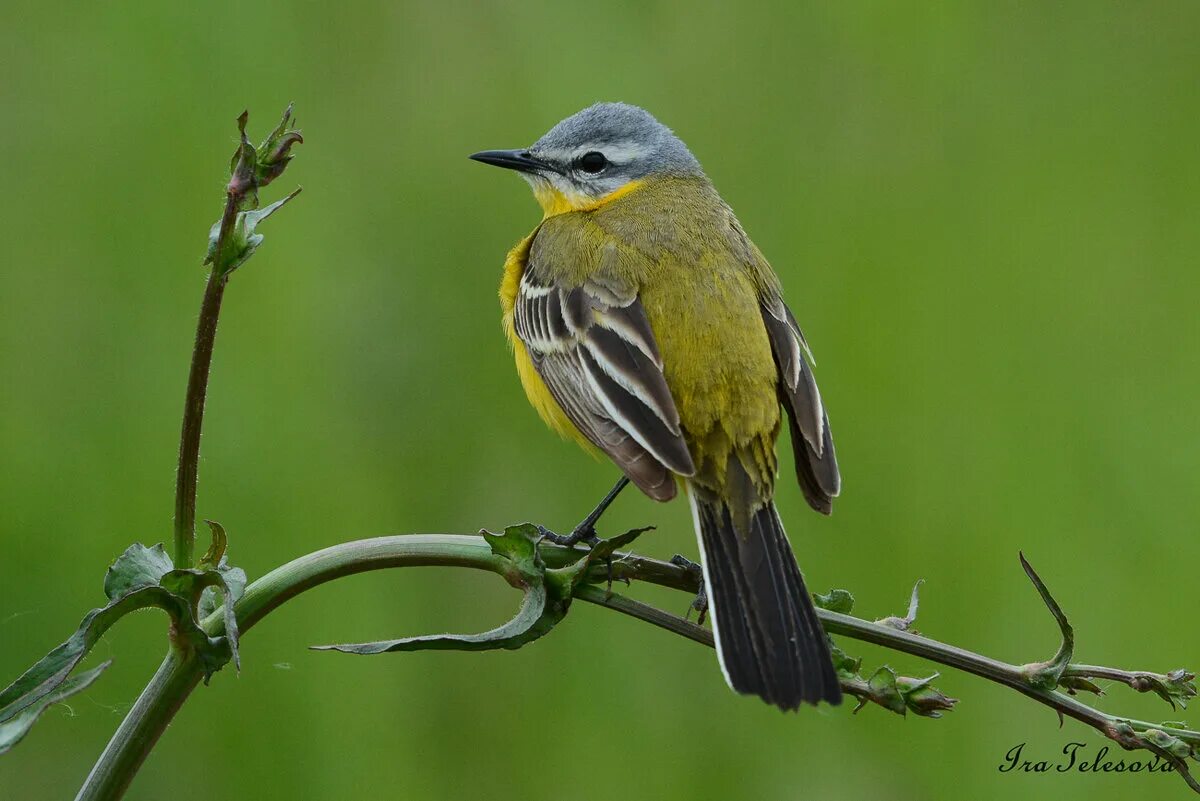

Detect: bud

[255,103,304,190]
[1138,728,1194,760]
[1059,675,1105,696]
[897,674,959,718]
[223,106,303,209]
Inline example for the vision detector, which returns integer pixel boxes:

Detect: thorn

[1019,552,1074,672]
[904,579,924,625]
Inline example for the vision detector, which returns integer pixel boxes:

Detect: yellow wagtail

[471,102,842,709]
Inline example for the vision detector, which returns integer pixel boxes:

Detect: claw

[688,583,709,625]
[537,524,600,549]
[671,554,708,625]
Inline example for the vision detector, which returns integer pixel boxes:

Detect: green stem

[79,534,1200,800]
[74,652,201,801]
[171,266,229,569]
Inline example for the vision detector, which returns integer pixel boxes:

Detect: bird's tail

[688,486,842,710]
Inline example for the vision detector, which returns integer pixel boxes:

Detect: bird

[471,102,842,710]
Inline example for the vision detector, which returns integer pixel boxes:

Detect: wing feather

[761,297,840,512]
[513,268,695,500]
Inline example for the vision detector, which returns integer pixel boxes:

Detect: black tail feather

[691,491,842,710]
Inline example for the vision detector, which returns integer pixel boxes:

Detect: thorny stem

[80,534,1200,800]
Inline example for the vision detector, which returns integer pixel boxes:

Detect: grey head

[470,102,703,206]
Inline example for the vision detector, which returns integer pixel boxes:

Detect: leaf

[312,523,652,657]
[314,582,551,655]
[828,642,861,676]
[199,520,228,569]
[1017,553,1074,687]
[0,584,194,729]
[1156,669,1197,710]
[313,523,554,655]
[103,543,173,600]
[876,580,924,632]
[205,188,301,276]
[866,666,908,714]
[0,536,248,754]
[176,523,247,671]
[552,525,653,593]
[0,662,110,755]
[1059,675,1105,696]
[813,588,855,615]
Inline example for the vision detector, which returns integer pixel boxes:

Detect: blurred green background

[2,2,1198,799]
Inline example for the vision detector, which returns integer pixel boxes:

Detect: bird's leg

[539,476,630,548]
[670,554,709,625]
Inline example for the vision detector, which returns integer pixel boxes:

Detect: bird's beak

[468,149,556,174]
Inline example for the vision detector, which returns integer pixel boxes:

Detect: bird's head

[470,102,702,216]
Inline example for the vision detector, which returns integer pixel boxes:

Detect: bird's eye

[576,151,608,174]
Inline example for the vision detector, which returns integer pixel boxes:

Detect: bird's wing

[513,257,695,501]
[760,295,840,513]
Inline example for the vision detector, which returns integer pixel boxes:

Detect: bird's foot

[537,524,628,594]
[670,554,709,625]
[536,524,600,549]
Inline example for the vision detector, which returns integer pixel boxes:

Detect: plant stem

[172,197,236,569]
[74,652,201,801]
[81,533,1200,800]
[75,536,509,801]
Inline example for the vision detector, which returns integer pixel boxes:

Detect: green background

[2,2,1197,799]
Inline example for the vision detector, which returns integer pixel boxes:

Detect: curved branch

[78,533,1199,800]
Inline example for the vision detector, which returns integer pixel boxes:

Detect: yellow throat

[531,178,644,218]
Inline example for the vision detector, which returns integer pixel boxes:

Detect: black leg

[670,553,709,625]
[540,476,631,548]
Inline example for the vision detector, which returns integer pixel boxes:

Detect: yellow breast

[497,176,782,497]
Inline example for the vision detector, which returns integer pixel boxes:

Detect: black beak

[469,149,555,174]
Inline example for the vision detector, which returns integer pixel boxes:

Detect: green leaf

[0,662,110,755]
[829,642,861,676]
[0,583,196,732]
[314,523,553,655]
[866,666,908,714]
[204,188,301,277]
[0,536,249,753]
[198,564,247,671]
[313,523,652,657]
[313,582,551,655]
[177,523,247,671]
[1059,675,1105,696]
[813,588,854,615]
[1017,553,1074,689]
[103,543,173,600]
[552,525,652,593]
[1156,669,1197,710]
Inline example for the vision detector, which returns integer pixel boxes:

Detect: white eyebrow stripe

[579,141,647,164]
[536,140,649,166]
